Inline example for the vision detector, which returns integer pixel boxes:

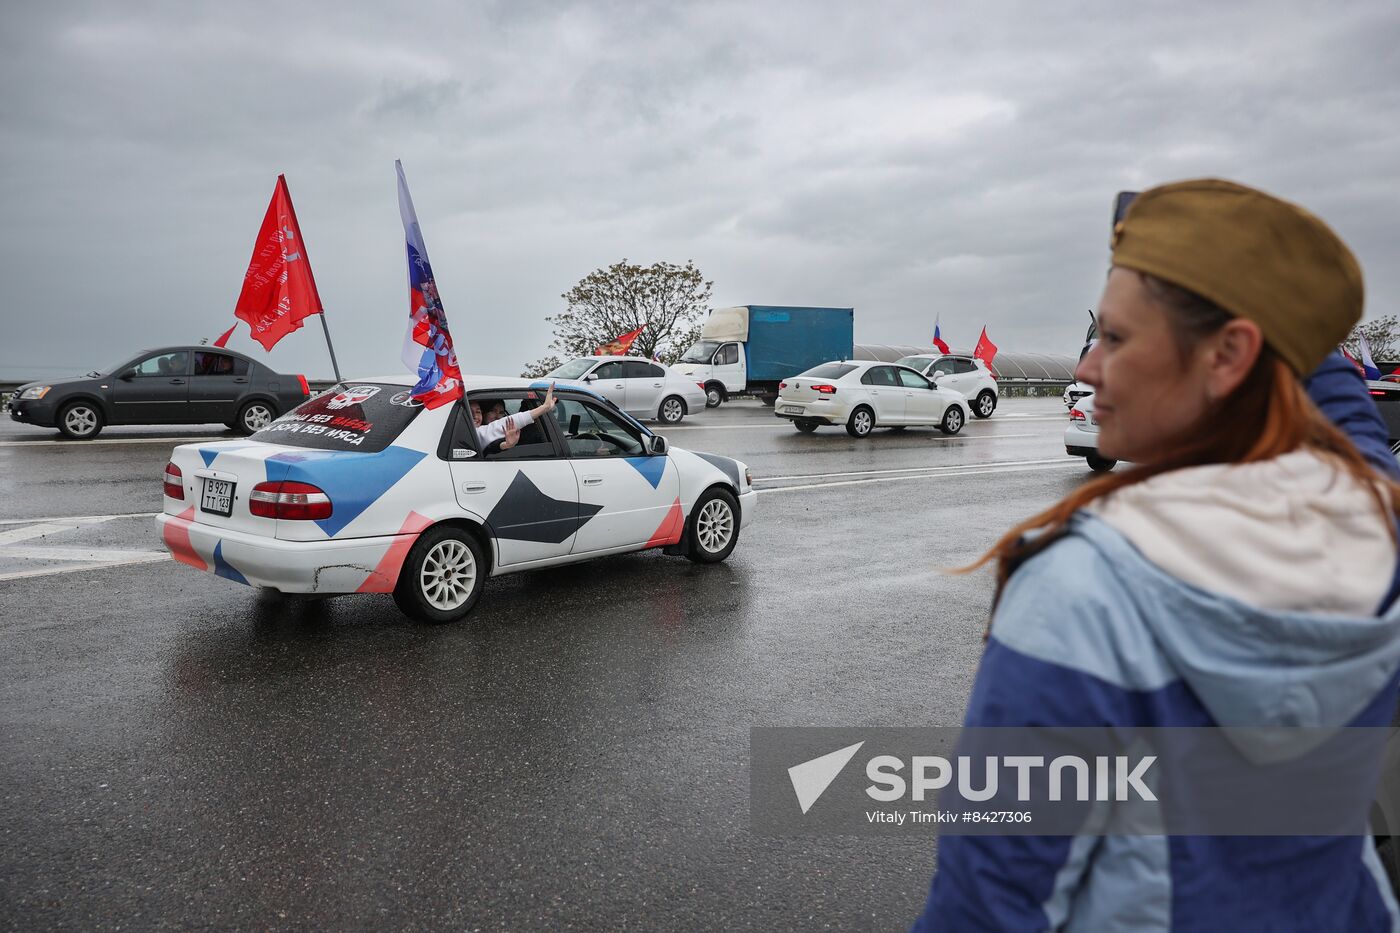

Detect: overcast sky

[3,1,1398,380]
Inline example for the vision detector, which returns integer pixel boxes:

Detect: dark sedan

[7,346,311,439]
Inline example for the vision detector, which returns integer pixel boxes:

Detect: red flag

[212,323,237,348]
[234,175,324,351]
[596,324,645,356]
[973,326,999,372]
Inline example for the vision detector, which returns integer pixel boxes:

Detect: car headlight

[19,386,51,400]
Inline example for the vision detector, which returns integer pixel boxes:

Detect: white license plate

[201,478,235,517]
[782,406,803,415]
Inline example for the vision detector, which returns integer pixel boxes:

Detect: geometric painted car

[157,375,756,622]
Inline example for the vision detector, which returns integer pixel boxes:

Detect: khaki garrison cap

[1110,178,1363,374]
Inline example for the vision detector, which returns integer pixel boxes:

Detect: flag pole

[318,313,343,383]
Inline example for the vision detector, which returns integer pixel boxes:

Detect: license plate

[782,406,803,415]
[201,478,235,517]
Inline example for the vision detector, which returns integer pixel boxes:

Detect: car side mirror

[584,374,596,382]
[647,435,668,455]
[930,372,942,382]
[119,370,135,381]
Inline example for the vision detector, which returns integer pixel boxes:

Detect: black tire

[57,401,104,440]
[393,524,487,623]
[1087,453,1117,473]
[846,406,875,438]
[973,390,997,419]
[685,487,741,564]
[939,405,964,435]
[658,395,686,425]
[705,384,725,408]
[794,419,819,433]
[758,395,776,407]
[236,400,277,435]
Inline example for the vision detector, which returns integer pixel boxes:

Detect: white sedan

[546,356,708,425]
[157,376,756,623]
[1064,393,1118,472]
[773,361,972,437]
[893,353,1000,419]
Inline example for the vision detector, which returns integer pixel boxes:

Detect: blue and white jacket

[914,355,1400,931]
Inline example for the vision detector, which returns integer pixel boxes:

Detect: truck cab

[674,338,746,408]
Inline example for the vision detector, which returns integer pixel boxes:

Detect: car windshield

[548,358,597,380]
[679,341,721,363]
[895,356,934,370]
[251,383,422,452]
[798,363,858,379]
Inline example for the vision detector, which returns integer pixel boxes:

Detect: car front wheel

[57,401,104,440]
[705,384,724,408]
[685,487,740,563]
[940,406,964,435]
[659,395,686,424]
[846,406,874,438]
[237,400,276,435]
[393,525,486,623]
[974,390,997,419]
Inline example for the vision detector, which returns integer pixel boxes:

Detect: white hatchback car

[157,376,756,623]
[1064,393,1118,472]
[893,353,999,419]
[774,361,972,437]
[546,356,708,425]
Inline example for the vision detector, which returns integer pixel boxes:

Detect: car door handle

[170,378,186,385]
[652,382,663,387]
[233,377,248,384]
[583,476,603,486]
[461,482,487,493]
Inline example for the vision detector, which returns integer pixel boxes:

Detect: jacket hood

[1068,499,1400,762]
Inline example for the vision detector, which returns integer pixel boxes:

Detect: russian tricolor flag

[396,161,464,409]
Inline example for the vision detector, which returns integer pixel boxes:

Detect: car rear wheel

[393,525,486,623]
[705,384,724,408]
[974,390,997,419]
[685,487,740,564]
[1087,453,1117,472]
[57,401,104,440]
[846,406,874,438]
[659,395,686,424]
[939,406,964,435]
[236,400,276,435]
[794,419,819,433]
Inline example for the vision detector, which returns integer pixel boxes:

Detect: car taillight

[163,462,184,500]
[1069,408,1086,422]
[812,384,837,394]
[297,374,310,397]
[779,382,787,390]
[249,481,332,520]
[1371,390,1386,397]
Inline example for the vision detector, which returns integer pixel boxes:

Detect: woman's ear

[1204,318,1264,400]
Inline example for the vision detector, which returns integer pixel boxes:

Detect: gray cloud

[2,0,1398,379]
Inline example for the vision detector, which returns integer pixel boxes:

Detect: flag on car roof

[213,323,237,348]
[233,175,325,351]
[597,325,645,356]
[973,326,999,372]
[932,316,950,354]
[1358,332,1383,381]
[396,161,463,410]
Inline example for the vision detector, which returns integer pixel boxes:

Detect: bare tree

[522,259,711,377]
[1343,315,1399,363]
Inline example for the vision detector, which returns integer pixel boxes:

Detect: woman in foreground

[913,179,1400,931]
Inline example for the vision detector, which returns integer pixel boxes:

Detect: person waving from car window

[470,384,556,452]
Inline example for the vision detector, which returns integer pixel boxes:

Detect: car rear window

[799,363,857,379]
[251,383,422,452]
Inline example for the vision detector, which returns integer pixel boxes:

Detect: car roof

[130,345,257,361]
[566,354,660,363]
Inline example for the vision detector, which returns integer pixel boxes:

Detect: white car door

[946,357,981,396]
[622,360,666,417]
[859,365,905,424]
[713,342,745,393]
[586,360,629,410]
[895,367,942,423]
[547,397,680,553]
[445,398,582,567]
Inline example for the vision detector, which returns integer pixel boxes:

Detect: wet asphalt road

[1,399,1089,931]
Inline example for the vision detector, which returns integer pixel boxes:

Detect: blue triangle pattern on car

[266,446,427,537]
[212,541,249,585]
[624,456,667,489]
[198,442,260,468]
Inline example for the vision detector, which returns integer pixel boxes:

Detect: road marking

[0,555,169,582]
[0,435,224,448]
[756,456,1077,484]
[0,512,151,526]
[757,459,1086,493]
